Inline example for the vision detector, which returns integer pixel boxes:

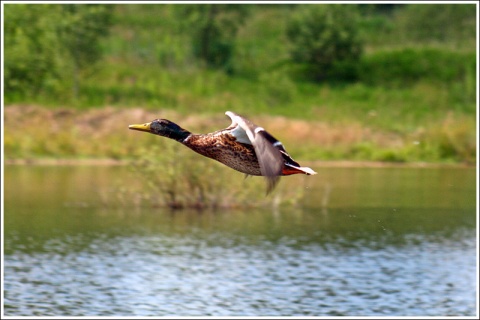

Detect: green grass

[32,54,472,135]
[4,4,477,165]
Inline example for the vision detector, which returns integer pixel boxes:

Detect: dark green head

[129,119,191,142]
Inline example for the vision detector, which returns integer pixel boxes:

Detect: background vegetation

[4,3,477,165]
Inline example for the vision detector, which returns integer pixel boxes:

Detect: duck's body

[129,111,316,192]
[185,133,262,176]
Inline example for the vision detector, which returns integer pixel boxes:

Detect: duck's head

[129,119,191,142]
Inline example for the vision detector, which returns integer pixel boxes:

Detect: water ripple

[4,227,476,316]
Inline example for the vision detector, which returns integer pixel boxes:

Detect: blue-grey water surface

[4,165,477,316]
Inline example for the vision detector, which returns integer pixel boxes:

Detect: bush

[180,5,249,72]
[4,5,64,99]
[4,4,112,103]
[286,5,363,82]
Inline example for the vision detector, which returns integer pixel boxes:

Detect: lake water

[3,165,477,316]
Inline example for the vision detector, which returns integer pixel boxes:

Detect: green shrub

[4,5,64,100]
[286,5,363,82]
[373,149,407,163]
[4,4,113,103]
[180,5,249,72]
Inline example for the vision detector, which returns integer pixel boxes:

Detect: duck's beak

[129,122,151,132]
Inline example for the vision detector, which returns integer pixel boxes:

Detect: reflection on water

[4,165,477,316]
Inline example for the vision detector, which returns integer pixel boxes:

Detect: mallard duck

[129,111,316,193]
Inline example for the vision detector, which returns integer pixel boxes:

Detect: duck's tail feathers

[300,166,317,175]
[282,163,317,176]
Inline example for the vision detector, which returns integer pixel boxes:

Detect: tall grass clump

[428,116,476,164]
[122,141,308,210]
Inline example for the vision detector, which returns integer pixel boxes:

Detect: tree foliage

[180,5,249,72]
[4,4,112,102]
[286,5,363,81]
[5,5,63,98]
[4,4,476,106]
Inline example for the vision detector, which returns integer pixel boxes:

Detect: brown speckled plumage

[185,133,262,176]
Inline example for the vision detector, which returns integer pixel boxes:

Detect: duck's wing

[225,111,283,193]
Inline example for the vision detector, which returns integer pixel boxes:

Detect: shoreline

[4,105,476,165]
[4,158,474,168]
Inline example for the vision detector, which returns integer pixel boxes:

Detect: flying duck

[129,111,316,193]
